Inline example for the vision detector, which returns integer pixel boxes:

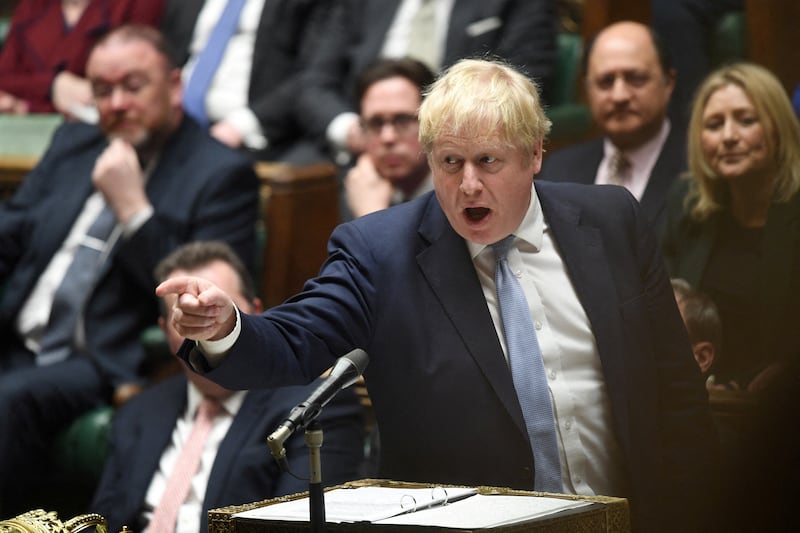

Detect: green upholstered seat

[710,11,746,67]
[547,32,592,144]
[51,406,114,481]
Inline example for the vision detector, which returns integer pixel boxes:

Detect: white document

[376,494,593,528]
[235,487,595,528]
[235,486,478,524]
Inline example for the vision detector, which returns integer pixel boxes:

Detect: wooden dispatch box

[208,478,630,533]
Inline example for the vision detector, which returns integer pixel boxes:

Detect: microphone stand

[305,419,326,533]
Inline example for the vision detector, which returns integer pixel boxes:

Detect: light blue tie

[183,0,246,126]
[492,235,563,492]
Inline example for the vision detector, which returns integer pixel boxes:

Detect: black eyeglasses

[360,113,419,137]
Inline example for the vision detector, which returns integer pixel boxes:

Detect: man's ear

[693,341,715,374]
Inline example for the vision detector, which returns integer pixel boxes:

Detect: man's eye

[482,156,497,164]
[123,77,148,93]
[595,76,614,90]
[92,83,112,98]
[626,73,650,87]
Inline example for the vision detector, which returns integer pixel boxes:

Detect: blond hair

[418,58,551,161]
[685,62,800,220]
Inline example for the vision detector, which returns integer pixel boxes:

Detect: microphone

[267,348,369,470]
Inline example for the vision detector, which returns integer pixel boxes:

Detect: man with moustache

[538,21,682,236]
[0,24,258,515]
[343,57,435,220]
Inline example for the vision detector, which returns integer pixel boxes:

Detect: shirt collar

[186,380,247,418]
[603,119,671,174]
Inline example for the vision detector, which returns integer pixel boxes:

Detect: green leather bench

[546,32,593,147]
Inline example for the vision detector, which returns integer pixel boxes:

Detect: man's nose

[109,86,132,109]
[459,165,483,194]
[610,77,632,101]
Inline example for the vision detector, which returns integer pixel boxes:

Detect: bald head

[584,21,675,150]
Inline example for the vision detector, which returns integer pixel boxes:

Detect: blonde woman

[662,62,800,391]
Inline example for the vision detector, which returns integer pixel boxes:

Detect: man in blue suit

[0,25,259,515]
[91,241,364,533]
[160,58,718,532]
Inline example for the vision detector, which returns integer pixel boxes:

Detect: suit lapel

[416,198,529,438]
[142,118,195,211]
[535,182,630,432]
[127,380,188,512]
[680,217,718,287]
[360,0,402,65]
[39,140,108,258]
[444,0,477,59]
[204,390,262,508]
[639,126,686,225]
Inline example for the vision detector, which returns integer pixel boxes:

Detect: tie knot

[608,151,631,185]
[491,235,516,262]
[197,397,223,422]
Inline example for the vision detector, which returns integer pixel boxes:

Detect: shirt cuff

[122,205,154,238]
[225,108,268,150]
[327,112,359,152]
[197,306,242,367]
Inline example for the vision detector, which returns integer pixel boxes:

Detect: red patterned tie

[148,397,222,532]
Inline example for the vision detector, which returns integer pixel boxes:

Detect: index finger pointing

[156,276,200,298]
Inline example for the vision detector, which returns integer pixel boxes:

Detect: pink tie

[148,397,222,532]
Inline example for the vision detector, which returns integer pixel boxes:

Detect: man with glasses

[343,57,435,220]
[538,21,682,237]
[0,24,258,515]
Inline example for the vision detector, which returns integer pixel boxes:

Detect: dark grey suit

[538,124,687,236]
[162,0,334,157]
[296,0,558,150]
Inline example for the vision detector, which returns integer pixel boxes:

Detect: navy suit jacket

[0,118,259,386]
[538,124,686,237]
[90,374,365,533]
[162,0,333,148]
[296,0,557,142]
[183,181,717,531]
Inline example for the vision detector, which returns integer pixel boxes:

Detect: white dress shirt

[595,120,671,201]
[16,159,156,356]
[466,184,628,498]
[326,0,454,157]
[183,0,267,149]
[381,0,454,69]
[142,383,247,533]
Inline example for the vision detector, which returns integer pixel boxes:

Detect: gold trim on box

[0,510,108,533]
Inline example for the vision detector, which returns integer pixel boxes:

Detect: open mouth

[465,207,490,221]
